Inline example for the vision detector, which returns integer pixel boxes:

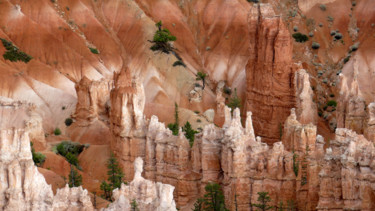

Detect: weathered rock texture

[103,157,177,211]
[245,4,296,145]
[317,129,375,210]
[295,69,317,125]
[0,128,94,211]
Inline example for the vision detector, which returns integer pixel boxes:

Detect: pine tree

[182,121,198,147]
[196,71,207,90]
[107,153,124,189]
[251,192,274,211]
[100,153,125,201]
[100,181,112,201]
[227,88,241,112]
[192,198,204,211]
[167,103,179,136]
[68,165,82,187]
[203,183,228,211]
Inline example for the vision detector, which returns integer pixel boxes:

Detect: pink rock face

[317,129,375,210]
[245,4,296,145]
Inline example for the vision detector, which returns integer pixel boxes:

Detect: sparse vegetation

[327,100,337,107]
[0,38,32,63]
[319,4,327,11]
[312,42,320,49]
[100,153,125,201]
[54,128,62,135]
[196,71,207,90]
[68,165,82,187]
[31,142,46,167]
[292,33,309,43]
[251,192,274,211]
[56,141,85,169]
[149,21,184,66]
[183,121,198,147]
[334,33,343,40]
[227,88,241,112]
[131,199,139,211]
[65,118,73,126]
[89,47,99,54]
[350,43,359,52]
[167,103,179,136]
[247,0,260,3]
[173,60,186,67]
[193,183,228,211]
[327,16,334,23]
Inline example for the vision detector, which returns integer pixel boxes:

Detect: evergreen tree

[167,103,179,135]
[100,181,112,201]
[196,71,207,90]
[182,121,198,147]
[107,153,124,189]
[192,198,204,211]
[68,165,82,187]
[227,88,241,112]
[251,192,274,211]
[203,182,228,211]
[100,153,125,201]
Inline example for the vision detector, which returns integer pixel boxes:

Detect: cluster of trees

[192,183,284,211]
[0,38,32,63]
[167,103,199,147]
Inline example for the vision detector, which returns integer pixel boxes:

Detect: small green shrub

[172,60,186,67]
[223,86,232,95]
[54,128,62,136]
[0,38,32,63]
[89,47,99,54]
[31,142,46,166]
[292,33,309,43]
[293,26,299,32]
[319,4,326,11]
[312,42,320,49]
[330,30,336,36]
[344,55,351,63]
[327,16,334,22]
[247,0,260,2]
[327,100,337,107]
[56,141,84,157]
[334,33,343,40]
[352,1,356,6]
[65,118,73,126]
[350,43,359,52]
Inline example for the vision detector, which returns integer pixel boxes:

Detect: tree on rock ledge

[149,21,185,67]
